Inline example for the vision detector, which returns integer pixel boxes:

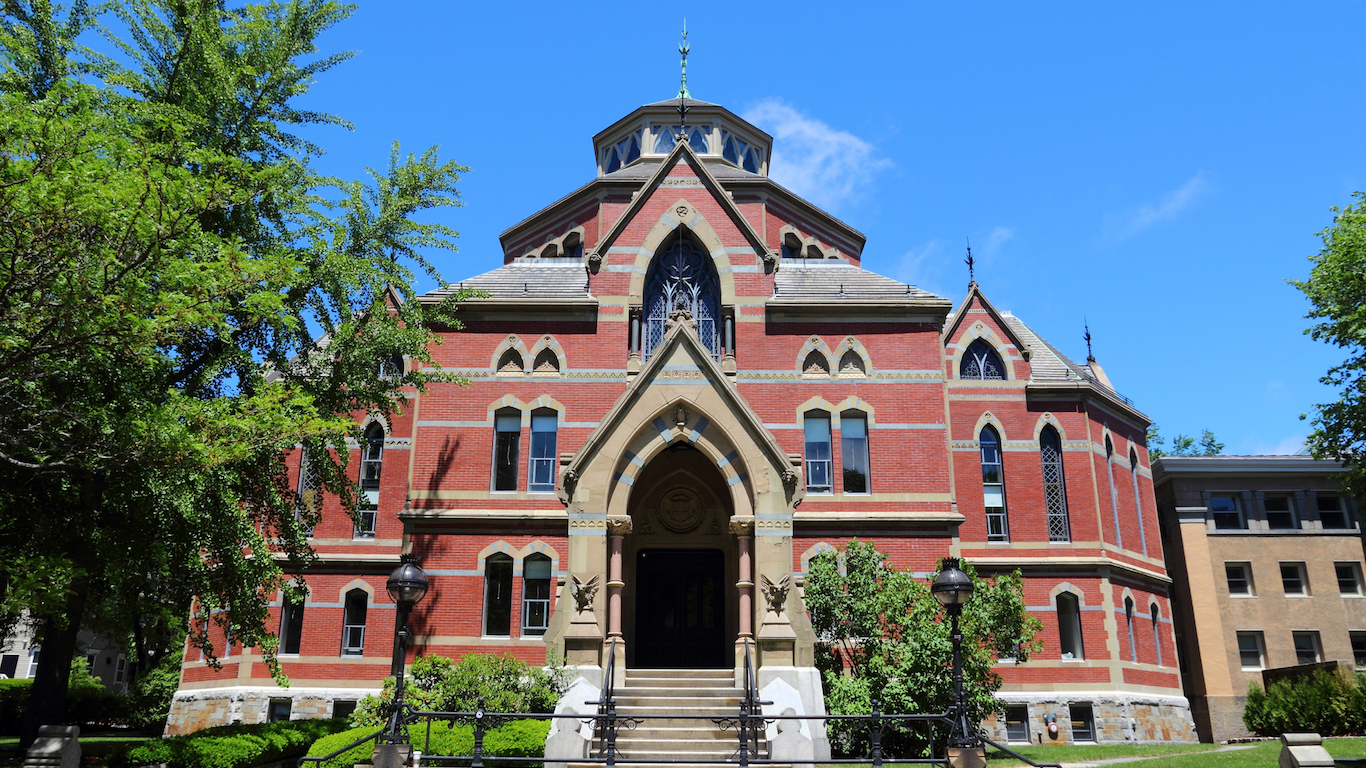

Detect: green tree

[1146,424,1224,459]
[0,0,472,744]
[1292,191,1366,502]
[803,541,1041,757]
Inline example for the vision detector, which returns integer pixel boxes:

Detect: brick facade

[167,96,1194,744]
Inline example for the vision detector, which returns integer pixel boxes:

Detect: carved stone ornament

[666,307,698,334]
[808,335,821,346]
[728,515,756,536]
[587,251,602,272]
[759,573,792,615]
[781,468,799,487]
[570,574,600,614]
[675,205,690,218]
[982,412,994,423]
[675,406,687,428]
[507,334,519,344]
[656,486,705,534]
[605,515,634,536]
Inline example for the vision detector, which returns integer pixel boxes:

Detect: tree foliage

[0,0,471,742]
[803,541,1041,757]
[349,653,571,728]
[1146,424,1224,459]
[1292,191,1366,500]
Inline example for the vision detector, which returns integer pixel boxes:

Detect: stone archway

[622,444,738,668]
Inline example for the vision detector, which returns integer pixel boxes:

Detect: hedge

[0,677,130,735]
[305,719,549,768]
[1244,669,1366,736]
[109,718,350,768]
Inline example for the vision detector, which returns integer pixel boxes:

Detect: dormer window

[603,130,642,173]
[653,124,710,154]
[721,130,762,173]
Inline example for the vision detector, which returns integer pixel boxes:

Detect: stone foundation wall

[981,692,1197,745]
[165,686,381,736]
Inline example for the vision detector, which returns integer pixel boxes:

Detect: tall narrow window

[279,597,305,656]
[1129,448,1148,557]
[804,413,833,494]
[959,339,1005,380]
[528,412,558,493]
[1057,593,1084,660]
[493,411,521,492]
[840,412,870,494]
[522,555,552,636]
[980,426,1008,541]
[1125,597,1137,662]
[1040,426,1070,542]
[341,589,367,656]
[296,447,321,538]
[1105,436,1123,549]
[484,554,514,636]
[1151,605,1163,666]
[356,423,383,538]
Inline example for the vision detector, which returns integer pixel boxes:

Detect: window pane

[280,600,304,655]
[689,127,708,153]
[1265,495,1297,529]
[1319,495,1350,529]
[1070,704,1094,742]
[1041,428,1070,542]
[840,414,869,494]
[1338,563,1361,595]
[1058,594,1083,660]
[494,416,521,491]
[528,414,557,492]
[1210,496,1243,529]
[1352,633,1366,667]
[522,556,552,637]
[1226,564,1251,595]
[804,414,832,492]
[1281,564,1306,595]
[654,128,676,153]
[1293,632,1321,665]
[342,590,367,656]
[485,556,513,636]
[1005,705,1028,743]
[1238,633,1264,669]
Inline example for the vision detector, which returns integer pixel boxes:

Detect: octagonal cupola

[592,98,773,177]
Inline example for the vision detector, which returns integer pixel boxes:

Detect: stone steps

[591,668,764,762]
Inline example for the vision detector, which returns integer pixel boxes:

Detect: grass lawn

[987,742,1219,765]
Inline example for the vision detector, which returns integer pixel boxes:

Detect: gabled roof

[558,315,799,505]
[418,261,593,306]
[587,138,775,269]
[942,282,1033,355]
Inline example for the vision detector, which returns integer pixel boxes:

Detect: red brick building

[167,95,1196,745]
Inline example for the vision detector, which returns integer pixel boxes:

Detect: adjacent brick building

[167,95,1196,744]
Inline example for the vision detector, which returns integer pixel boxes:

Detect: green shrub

[304,719,550,768]
[109,718,349,768]
[351,653,569,728]
[1244,669,1366,736]
[0,670,129,734]
[306,725,386,768]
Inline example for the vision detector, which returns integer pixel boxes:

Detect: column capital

[729,515,756,535]
[606,515,634,536]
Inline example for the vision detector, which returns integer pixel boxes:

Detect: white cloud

[1106,173,1207,239]
[978,226,1015,258]
[742,99,891,211]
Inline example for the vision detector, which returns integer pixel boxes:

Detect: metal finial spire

[964,238,975,286]
[1084,318,1095,362]
[677,21,691,100]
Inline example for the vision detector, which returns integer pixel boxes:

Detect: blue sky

[291,2,1366,456]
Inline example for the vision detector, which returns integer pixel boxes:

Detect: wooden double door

[633,548,728,668]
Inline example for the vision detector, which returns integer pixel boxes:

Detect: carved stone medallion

[656,486,705,534]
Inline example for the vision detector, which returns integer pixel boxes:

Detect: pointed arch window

[1130,447,1148,557]
[1058,592,1084,660]
[960,339,1005,380]
[803,412,833,494]
[721,131,761,173]
[653,124,710,154]
[1040,426,1070,542]
[1105,436,1123,549]
[528,411,558,493]
[643,232,721,361]
[484,554,513,637]
[1151,604,1163,666]
[356,423,383,538]
[981,425,1008,541]
[522,554,552,636]
[341,589,368,656]
[296,446,321,538]
[1125,597,1137,662]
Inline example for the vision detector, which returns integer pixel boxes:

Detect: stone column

[627,310,642,374]
[606,516,632,640]
[732,515,756,640]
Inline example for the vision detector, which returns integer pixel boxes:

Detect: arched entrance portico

[622,443,737,668]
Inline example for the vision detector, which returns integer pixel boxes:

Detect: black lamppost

[931,558,976,753]
[385,555,429,743]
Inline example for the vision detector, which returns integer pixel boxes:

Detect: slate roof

[772,261,942,302]
[994,311,1137,405]
[645,97,719,108]
[422,261,589,301]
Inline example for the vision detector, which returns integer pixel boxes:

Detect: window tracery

[1040,425,1070,542]
[960,339,1006,380]
[643,232,721,361]
[603,130,642,173]
[653,124,710,154]
[721,130,762,173]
